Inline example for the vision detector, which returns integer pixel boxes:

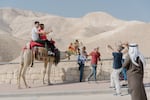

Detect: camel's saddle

[34,47,49,61]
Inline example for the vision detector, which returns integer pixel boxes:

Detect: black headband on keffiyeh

[129,44,138,47]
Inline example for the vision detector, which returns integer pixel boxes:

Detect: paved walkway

[0,80,150,100]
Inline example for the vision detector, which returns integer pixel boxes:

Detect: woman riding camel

[38,24,55,55]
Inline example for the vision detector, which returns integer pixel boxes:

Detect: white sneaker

[113,93,122,96]
[85,78,89,82]
[48,51,55,56]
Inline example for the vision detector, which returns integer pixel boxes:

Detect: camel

[17,42,70,88]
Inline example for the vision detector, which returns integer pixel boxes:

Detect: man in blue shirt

[107,45,123,95]
[112,52,123,69]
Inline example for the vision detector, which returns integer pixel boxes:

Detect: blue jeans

[122,59,127,80]
[122,68,127,80]
[88,64,97,81]
[79,63,85,82]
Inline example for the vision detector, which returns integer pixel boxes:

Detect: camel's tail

[54,48,60,66]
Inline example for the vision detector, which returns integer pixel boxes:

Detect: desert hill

[0,8,150,62]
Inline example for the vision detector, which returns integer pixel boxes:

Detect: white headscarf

[128,43,146,67]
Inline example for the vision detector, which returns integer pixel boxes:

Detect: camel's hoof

[26,86,31,88]
[48,83,53,85]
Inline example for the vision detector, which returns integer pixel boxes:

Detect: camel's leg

[17,63,24,89]
[43,61,48,84]
[30,50,35,67]
[22,65,30,88]
[48,61,53,85]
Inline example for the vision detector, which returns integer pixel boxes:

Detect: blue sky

[0,0,150,22]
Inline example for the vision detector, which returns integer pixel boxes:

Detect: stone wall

[0,58,150,85]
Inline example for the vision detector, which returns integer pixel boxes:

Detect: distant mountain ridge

[0,8,150,62]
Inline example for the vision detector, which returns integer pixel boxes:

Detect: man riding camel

[30,21,56,67]
[31,21,55,55]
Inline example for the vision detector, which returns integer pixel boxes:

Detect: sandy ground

[0,80,149,100]
[0,94,131,100]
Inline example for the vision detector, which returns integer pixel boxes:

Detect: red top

[40,35,47,40]
[68,45,75,51]
[39,29,47,40]
[89,51,100,65]
[69,46,74,51]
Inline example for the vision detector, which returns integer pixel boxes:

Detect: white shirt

[31,27,39,41]
[77,54,87,64]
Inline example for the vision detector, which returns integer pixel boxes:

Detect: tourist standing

[121,42,129,85]
[77,46,87,82]
[107,45,123,95]
[74,39,80,53]
[87,47,101,81]
[122,43,147,100]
